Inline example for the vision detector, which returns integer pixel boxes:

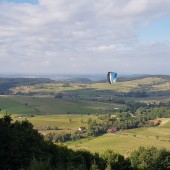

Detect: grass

[1,113,169,156]
[0,95,120,115]
[12,114,169,156]
[126,119,170,138]
[10,114,99,135]
[0,96,40,114]
[67,132,170,156]
[66,118,170,156]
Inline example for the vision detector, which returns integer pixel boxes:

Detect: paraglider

[107,72,117,84]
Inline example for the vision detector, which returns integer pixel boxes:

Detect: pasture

[11,114,98,132]
[0,95,121,115]
[67,118,170,156]
[5,113,169,156]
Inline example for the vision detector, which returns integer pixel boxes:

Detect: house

[148,119,161,126]
[78,126,86,133]
[107,127,117,133]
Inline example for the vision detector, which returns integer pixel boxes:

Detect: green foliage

[0,114,51,170]
[130,146,170,170]
[90,160,100,170]
[123,90,149,98]
[29,160,54,170]
[0,114,102,170]
[87,119,107,137]
[102,150,131,170]
[45,132,71,142]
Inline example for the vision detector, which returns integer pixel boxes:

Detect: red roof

[107,127,117,133]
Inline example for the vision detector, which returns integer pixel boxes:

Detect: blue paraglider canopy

[107,72,117,84]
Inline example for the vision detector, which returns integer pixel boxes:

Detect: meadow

[66,118,170,156]
[11,114,98,133]
[0,95,121,115]
[6,114,170,156]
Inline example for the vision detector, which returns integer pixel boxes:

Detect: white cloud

[93,44,116,52]
[0,0,170,74]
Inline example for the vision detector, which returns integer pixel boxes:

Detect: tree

[130,146,170,170]
[90,160,100,170]
[29,160,54,170]
[0,115,102,170]
[0,114,12,170]
[0,114,52,170]
[102,149,131,170]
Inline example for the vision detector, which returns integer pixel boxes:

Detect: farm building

[148,119,161,126]
[78,126,86,133]
[107,127,117,133]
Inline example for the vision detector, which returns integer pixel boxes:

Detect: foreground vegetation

[0,115,169,170]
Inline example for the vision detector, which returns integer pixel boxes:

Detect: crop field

[0,95,122,115]
[0,96,40,115]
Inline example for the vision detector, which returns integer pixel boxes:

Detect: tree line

[45,103,170,142]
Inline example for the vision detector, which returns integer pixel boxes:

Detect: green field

[1,76,170,116]
[66,119,170,156]
[0,95,121,115]
[11,114,98,132]
[4,114,169,156]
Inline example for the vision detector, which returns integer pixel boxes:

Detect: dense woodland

[0,115,169,170]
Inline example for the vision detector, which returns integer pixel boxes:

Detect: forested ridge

[0,77,54,93]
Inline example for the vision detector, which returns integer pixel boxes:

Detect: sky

[0,0,170,75]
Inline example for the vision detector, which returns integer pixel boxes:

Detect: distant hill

[56,78,93,84]
[0,77,54,93]
[113,75,170,82]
